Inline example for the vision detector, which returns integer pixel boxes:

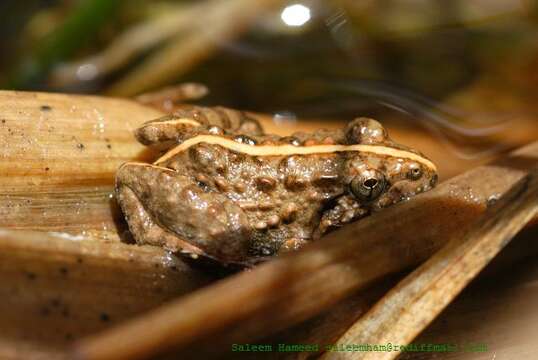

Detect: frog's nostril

[430,174,438,187]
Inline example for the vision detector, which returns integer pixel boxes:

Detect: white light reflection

[281,4,311,27]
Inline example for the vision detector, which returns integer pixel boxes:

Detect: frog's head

[343,118,438,211]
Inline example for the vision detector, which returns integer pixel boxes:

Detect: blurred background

[3,3,538,358]
[1,0,538,176]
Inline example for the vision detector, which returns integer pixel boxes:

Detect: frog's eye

[407,164,423,180]
[350,172,386,202]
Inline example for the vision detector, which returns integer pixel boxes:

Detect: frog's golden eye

[408,164,423,180]
[350,171,386,202]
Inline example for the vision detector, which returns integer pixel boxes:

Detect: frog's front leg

[115,162,253,264]
[313,196,368,239]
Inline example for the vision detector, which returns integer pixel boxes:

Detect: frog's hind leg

[115,162,252,264]
[115,163,204,257]
[134,106,264,149]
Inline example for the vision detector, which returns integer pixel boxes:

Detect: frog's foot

[115,162,253,264]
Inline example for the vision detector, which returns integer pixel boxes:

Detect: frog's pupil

[364,178,378,189]
[408,167,422,180]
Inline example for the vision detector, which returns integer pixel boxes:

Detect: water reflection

[281,4,312,27]
[330,79,511,159]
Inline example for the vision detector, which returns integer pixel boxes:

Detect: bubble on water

[273,110,297,125]
[76,63,99,81]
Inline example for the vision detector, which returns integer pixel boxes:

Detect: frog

[115,113,437,266]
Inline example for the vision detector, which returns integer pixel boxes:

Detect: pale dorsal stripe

[155,135,437,171]
[143,118,201,127]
